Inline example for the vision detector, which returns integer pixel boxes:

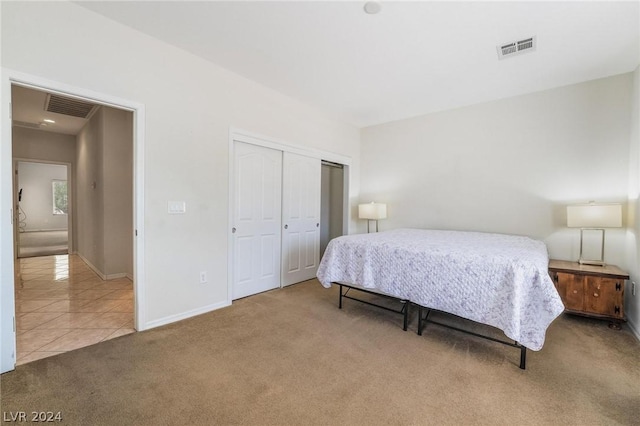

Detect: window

[52,180,68,215]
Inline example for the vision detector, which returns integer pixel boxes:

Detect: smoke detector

[497,36,536,60]
[364,1,381,14]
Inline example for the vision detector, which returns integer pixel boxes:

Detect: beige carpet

[1,279,638,425]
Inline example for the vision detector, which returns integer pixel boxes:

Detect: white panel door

[232,142,282,300]
[281,152,321,286]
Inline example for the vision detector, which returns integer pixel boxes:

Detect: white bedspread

[316,228,564,351]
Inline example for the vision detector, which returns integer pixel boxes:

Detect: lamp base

[578,228,606,267]
[578,259,606,267]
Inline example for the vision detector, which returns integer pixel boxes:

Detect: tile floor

[15,254,135,365]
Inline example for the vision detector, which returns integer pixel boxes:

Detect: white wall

[76,106,134,278]
[12,126,76,164]
[625,65,640,338]
[102,107,133,278]
[361,74,632,267]
[16,162,68,231]
[76,107,105,273]
[1,1,360,330]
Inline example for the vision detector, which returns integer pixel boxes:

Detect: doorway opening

[320,160,345,258]
[15,160,71,258]
[11,84,136,365]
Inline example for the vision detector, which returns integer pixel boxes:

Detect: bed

[316,228,565,368]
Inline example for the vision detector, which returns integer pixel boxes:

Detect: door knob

[284,224,288,229]
[316,223,319,227]
[232,227,236,233]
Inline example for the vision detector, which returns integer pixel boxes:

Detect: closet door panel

[232,142,282,300]
[282,152,321,286]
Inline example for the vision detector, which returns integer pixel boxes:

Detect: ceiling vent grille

[45,94,97,118]
[497,36,536,60]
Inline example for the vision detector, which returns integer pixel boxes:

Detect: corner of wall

[624,65,640,341]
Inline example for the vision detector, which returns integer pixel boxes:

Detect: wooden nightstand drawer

[555,272,584,311]
[585,276,623,318]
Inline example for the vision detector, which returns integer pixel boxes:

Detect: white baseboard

[105,272,128,280]
[22,228,68,233]
[144,300,231,330]
[76,253,130,281]
[76,253,106,280]
[627,317,640,342]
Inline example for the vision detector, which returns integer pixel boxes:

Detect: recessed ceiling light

[364,1,381,15]
[43,119,55,123]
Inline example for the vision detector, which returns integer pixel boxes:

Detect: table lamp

[358,202,387,233]
[567,202,622,266]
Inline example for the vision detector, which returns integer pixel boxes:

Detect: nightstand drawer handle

[573,290,578,294]
[594,293,599,297]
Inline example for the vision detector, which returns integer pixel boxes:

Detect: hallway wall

[76,107,133,278]
[12,127,76,164]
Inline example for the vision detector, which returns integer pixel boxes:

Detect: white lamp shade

[567,204,622,228]
[358,202,387,220]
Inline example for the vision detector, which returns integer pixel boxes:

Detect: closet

[232,140,343,300]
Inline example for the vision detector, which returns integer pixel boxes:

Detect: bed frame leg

[417,303,527,370]
[338,284,343,309]
[519,345,526,370]
[402,301,408,331]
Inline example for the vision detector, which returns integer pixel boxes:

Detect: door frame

[1,68,146,373]
[13,159,73,257]
[227,128,351,305]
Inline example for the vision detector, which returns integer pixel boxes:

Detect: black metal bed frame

[337,283,409,331]
[417,305,527,370]
[334,282,527,369]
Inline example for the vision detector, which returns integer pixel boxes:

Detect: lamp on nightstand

[358,202,387,233]
[567,202,622,266]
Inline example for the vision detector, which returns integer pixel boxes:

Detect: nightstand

[548,260,629,329]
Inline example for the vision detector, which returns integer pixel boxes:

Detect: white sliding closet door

[232,142,282,300]
[281,152,321,286]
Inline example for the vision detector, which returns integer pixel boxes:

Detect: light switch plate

[168,201,186,214]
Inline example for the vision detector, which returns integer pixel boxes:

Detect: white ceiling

[72,1,638,127]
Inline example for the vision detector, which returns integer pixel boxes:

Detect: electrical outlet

[199,271,208,284]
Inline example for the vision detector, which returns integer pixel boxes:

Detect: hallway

[15,254,134,365]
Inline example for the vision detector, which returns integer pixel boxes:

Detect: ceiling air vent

[45,94,97,119]
[497,36,536,60]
